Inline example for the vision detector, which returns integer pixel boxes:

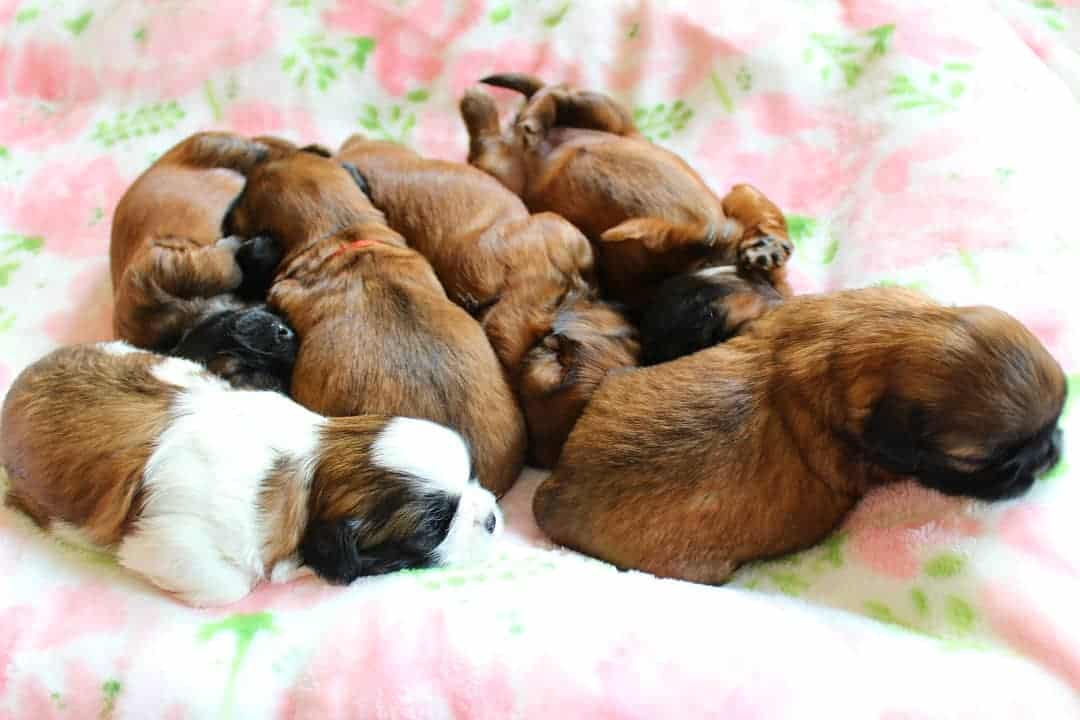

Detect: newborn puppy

[1,342,501,607]
[638,266,784,366]
[110,131,299,389]
[463,75,793,312]
[535,288,1065,584]
[223,149,526,495]
[334,134,639,467]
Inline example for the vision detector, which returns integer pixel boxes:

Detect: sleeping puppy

[638,265,784,365]
[1,342,501,607]
[535,288,1066,584]
[110,131,299,390]
[333,134,639,467]
[462,75,793,312]
[222,148,526,495]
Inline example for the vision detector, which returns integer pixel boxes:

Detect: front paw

[738,234,793,271]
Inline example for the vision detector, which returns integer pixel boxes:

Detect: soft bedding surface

[2,1,1080,717]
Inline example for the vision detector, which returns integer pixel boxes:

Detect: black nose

[483,512,497,534]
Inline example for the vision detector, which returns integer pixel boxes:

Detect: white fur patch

[97,341,141,357]
[49,520,104,551]
[718,217,742,242]
[149,356,227,391]
[371,417,471,496]
[118,387,322,606]
[694,265,737,279]
[434,484,502,566]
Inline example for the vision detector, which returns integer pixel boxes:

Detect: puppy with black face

[461,75,793,313]
[333,134,639,468]
[223,148,526,496]
[2,342,501,606]
[535,288,1065,584]
[110,131,300,390]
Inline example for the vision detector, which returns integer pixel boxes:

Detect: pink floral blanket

[2,1,1080,717]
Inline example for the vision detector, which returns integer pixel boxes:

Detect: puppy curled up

[462,75,793,313]
[110,131,300,392]
[333,134,639,468]
[536,288,1065,584]
[1,342,501,607]
[223,148,526,495]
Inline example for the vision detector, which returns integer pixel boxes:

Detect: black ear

[299,518,367,584]
[234,235,284,301]
[861,394,929,476]
[221,191,243,237]
[299,143,333,157]
[340,162,370,197]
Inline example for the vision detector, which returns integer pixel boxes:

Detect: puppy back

[1,343,207,546]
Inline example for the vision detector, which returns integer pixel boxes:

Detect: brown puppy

[535,288,1066,584]
[462,74,793,312]
[333,134,639,467]
[110,132,301,391]
[222,149,525,495]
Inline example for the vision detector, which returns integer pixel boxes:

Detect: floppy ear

[299,518,367,584]
[299,143,333,157]
[861,394,929,475]
[340,162,371,197]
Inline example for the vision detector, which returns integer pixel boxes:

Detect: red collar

[330,238,377,259]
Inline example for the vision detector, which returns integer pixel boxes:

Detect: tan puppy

[462,74,793,312]
[110,132,302,391]
[222,149,525,495]
[2,342,501,606]
[334,134,639,467]
[535,288,1066,584]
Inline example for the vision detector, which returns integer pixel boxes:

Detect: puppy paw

[216,235,243,253]
[738,234,793,271]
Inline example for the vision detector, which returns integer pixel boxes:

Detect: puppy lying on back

[334,134,639,467]
[535,288,1065,584]
[223,149,526,495]
[462,74,793,313]
[110,131,299,391]
[1,342,501,607]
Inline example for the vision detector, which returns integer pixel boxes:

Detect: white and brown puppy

[1,342,501,607]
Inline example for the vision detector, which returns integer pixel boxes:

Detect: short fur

[334,134,639,467]
[462,76,793,312]
[535,288,1066,584]
[223,150,526,495]
[1,343,500,606]
[110,132,299,389]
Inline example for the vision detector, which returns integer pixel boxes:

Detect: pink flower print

[872,129,966,194]
[981,581,1080,692]
[0,0,18,25]
[222,102,321,144]
[843,481,983,579]
[325,0,484,97]
[30,580,129,651]
[42,262,113,345]
[91,0,274,96]
[199,575,343,617]
[3,156,128,259]
[839,0,979,65]
[416,108,467,162]
[448,39,583,102]
[0,604,29,698]
[997,504,1079,578]
[0,101,95,151]
[0,362,12,399]
[0,42,99,103]
[15,660,108,720]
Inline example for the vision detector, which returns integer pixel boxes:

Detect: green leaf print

[911,587,930,617]
[0,308,16,334]
[785,215,818,245]
[0,233,44,294]
[809,24,894,88]
[1030,0,1068,31]
[91,102,186,147]
[405,88,431,103]
[543,2,571,27]
[16,7,39,23]
[64,10,93,35]
[820,235,840,264]
[199,612,278,717]
[865,600,910,629]
[889,64,971,114]
[101,679,122,718]
[709,71,735,113]
[283,34,374,91]
[924,552,966,578]
[358,103,417,144]
[489,4,511,23]
[945,596,976,634]
[632,101,694,142]
[764,570,810,596]
[735,65,753,92]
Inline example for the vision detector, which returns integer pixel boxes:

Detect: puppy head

[861,305,1066,500]
[517,293,640,467]
[639,266,783,365]
[301,417,502,583]
[222,149,375,254]
[171,305,298,393]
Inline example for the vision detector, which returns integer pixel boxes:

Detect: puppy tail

[480,73,546,98]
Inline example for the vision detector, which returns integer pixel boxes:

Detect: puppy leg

[118,517,253,607]
[169,132,296,175]
[460,88,526,194]
[598,218,719,305]
[720,184,793,284]
[114,237,245,349]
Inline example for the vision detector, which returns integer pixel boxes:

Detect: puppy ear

[861,394,928,475]
[299,518,367,584]
[299,143,333,158]
[340,162,371,197]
